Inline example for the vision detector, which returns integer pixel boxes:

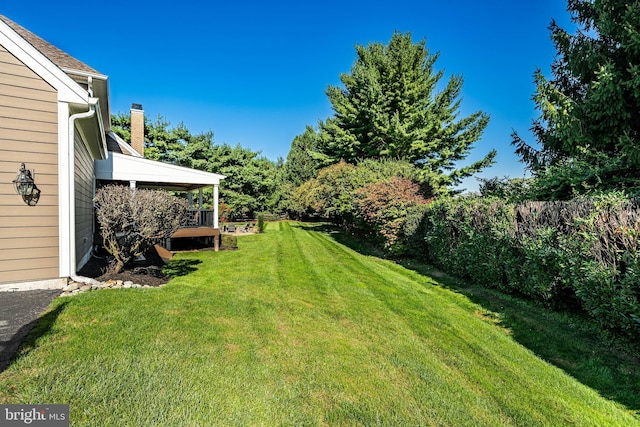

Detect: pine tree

[512,0,640,195]
[318,31,495,195]
[283,126,324,188]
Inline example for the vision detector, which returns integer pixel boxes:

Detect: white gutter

[67,96,100,286]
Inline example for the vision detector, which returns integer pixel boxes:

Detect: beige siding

[0,44,59,284]
[74,128,94,268]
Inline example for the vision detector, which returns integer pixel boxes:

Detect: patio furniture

[182,210,200,227]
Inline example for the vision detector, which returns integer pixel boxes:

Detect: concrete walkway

[0,290,60,373]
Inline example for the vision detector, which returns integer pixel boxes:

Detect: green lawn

[1,221,638,426]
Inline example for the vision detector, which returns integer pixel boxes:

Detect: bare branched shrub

[94,185,188,273]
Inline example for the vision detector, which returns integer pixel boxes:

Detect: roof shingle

[0,14,101,75]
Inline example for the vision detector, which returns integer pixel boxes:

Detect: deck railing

[182,209,216,227]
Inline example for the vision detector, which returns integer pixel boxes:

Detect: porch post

[198,189,203,208]
[187,191,193,208]
[213,184,219,229]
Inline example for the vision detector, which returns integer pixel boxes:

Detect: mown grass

[0,221,638,426]
[333,226,640,413]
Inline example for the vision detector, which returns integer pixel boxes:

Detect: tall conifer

[512,0,640,195]
[318,32,495,194]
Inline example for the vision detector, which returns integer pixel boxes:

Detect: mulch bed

[77,248,170,288]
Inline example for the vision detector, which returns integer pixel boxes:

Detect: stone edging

[60,279,164,297]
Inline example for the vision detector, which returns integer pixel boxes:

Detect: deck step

[153,244,173,262]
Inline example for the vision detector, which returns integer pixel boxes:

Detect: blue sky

[4,1,574,191]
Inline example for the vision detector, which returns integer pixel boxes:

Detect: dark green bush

[221,234,238,250]
[419,194,640,337]
[423,198,515,290]
[508,227,568,304]
[401,204,431,256]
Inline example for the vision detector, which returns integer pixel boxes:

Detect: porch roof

[95,152,226,191]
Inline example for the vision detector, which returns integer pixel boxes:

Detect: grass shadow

[293,222,386,258]
[162,259,203,278]
[318,225,640,413]
[402,258,640,412]
[0,300,68,374]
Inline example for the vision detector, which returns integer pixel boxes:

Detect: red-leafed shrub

[355,177,432,254]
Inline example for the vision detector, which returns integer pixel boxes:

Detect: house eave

[95,152,226,191]
[65,69,110,132]
[71,97,107,160]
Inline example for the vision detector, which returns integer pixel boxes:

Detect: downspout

[67,89,101,286]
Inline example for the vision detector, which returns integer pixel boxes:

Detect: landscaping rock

[64,283,79,292]
[58,277,165,297]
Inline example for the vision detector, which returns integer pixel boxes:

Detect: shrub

[423,197,515,290]
[291,159,420,226]
[221,234,238,249]
[401,203,432,256]
[94,185,187,272]
[257,213,265,233]
[559,194,640,334]
[419,194,640,337]
[354,177,432,254]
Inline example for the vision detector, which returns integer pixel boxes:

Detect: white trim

[0,19,88,104]
[90,97,108,159]
[213,184,220,229]
[58,102,71,277]
[75,97,107,160]
[107,131,142,157]
[61,67,107,81]
[95,152,226,186]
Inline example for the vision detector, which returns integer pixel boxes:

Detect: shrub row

[404,194,640,337]
[292,159,431,251]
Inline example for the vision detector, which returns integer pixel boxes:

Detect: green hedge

[406,195,640,337]
[221,234,238,250]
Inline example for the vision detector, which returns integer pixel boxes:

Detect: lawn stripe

[0,221,637,426]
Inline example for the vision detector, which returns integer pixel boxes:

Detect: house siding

[0,44,59,284]
[74,128,94,268]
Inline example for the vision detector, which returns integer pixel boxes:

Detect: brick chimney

[130,103,144,156]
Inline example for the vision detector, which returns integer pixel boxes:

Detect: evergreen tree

[111,112,188,164]
[282,125,324,187]
[318,31,495,195]
[512,0,640,196]
[110,113,280,217]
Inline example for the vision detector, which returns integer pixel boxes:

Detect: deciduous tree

[292,158,420,224]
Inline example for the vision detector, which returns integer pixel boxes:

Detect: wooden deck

[171,227,220,239]
[167,226,220,251]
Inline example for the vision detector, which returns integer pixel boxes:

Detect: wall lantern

[12,163,40,206]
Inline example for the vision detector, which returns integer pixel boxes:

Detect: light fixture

[12,163,40,206]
